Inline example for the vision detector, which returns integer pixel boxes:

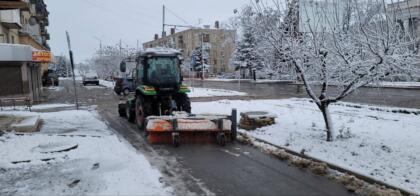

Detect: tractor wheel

[126,102,135,123]
[118,106,126,117]
[123,88,130,96]
[175,93,191,113]
[135,96,152,130]
[216,132,226,146]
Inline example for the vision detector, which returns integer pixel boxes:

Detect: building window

[11,35,15,44]
[0,35,5,43]
[178,35,184,48]
[202,34,210,43]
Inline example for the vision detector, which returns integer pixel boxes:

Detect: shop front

[0,43,51,102]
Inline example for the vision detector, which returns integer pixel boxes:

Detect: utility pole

[201,33,204,80]
[93,36,102,56]
[137,40,139,53]
[162,5,166,38]
[119,39,122,56]
[66,31,79,110]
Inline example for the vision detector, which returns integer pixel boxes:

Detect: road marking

[221,149,240,157]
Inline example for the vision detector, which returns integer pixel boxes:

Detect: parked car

[83,73,99,86]
[42,69,59,86]
[114,77,134,95]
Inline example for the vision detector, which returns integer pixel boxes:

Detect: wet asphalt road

[187,80,420,109]
[44,80,379,196]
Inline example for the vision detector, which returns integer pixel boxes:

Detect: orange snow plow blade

[145,109,237,147]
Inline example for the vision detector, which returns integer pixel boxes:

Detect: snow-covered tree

[190,47,208,72]
[248,0,419,141]
[53,55,71,77]
[234,6,263,78]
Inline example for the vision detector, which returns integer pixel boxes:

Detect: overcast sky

[44,0,249,63]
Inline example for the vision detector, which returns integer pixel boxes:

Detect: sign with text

[32,51,52,63]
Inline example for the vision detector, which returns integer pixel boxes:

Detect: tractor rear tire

[135,95,152,130]
[126,102,135,123]
[176,93,191,113]
[123,88,130,96]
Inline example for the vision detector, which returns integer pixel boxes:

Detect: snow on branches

[242,0,419,141]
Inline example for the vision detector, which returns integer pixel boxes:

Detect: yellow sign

[32,51,52,62]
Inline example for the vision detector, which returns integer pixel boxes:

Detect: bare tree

[77,61,91,77]
[247,0,419,141]
[89,44,136,79]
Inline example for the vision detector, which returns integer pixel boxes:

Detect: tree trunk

[319,103,334,142]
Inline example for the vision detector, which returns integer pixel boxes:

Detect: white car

[83,73,99,86]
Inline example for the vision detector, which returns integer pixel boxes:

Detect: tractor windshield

[147,57,181,87]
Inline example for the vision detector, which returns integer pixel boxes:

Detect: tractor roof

[141,47,181,57]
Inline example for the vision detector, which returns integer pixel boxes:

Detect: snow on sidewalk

[188,87,246,98]
[0,108,172,195]
[192,98,420,194]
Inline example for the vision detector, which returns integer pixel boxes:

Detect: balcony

[0,0,29,10]
[0,9,21,29]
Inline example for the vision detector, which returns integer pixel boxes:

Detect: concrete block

[10,115,41,132]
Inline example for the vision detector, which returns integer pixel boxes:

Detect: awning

[0,43,52,63]
[0,43,32,62]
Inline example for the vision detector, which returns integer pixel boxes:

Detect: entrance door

[0,64,23,96]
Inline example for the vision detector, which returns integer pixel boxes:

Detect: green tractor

[118,48,191,129]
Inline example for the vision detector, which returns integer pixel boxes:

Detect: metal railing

[0,97,32,112]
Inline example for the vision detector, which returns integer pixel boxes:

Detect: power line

[165,6,193,27]
[83,0,160,28]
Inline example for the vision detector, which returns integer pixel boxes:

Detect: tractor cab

[134,48,184,94]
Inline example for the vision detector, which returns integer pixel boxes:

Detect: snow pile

[374,82,420,88]
[0,108,172,195]
[99,80,115,89]
[45,86,64,91]
[192,99,420,194]
[189,87,246,98]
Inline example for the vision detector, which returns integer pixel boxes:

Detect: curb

[238,132,417,196]
[291,82,420,90]
[197,79,420,90]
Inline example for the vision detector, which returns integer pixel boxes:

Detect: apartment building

[389,0,420,54]
[0,0,51,102]
[143,22,236,74]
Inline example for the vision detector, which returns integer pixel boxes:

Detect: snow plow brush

[145,109,238,147]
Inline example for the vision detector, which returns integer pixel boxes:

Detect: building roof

[142,47,181,57]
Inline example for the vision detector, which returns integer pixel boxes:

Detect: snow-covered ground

[192,99,420,194]
[188,87,246,98]
[0,107,172,195]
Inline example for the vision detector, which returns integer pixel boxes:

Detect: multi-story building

[0,0,51,102]
[298,0,349,33]
[143,23,236,74]
[388,0,420,54]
